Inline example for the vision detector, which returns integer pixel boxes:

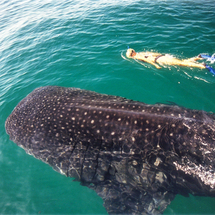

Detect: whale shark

[5,86,215,214]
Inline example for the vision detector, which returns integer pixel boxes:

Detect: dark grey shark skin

[5,86,215,214]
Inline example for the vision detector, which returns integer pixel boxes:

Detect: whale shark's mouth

[5,86,215,214]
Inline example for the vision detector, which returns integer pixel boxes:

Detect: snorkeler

[126,48,215,75]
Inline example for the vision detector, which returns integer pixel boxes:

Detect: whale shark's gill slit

[66,138,80,179]
[91,139,103,183]
[80,140,91,183]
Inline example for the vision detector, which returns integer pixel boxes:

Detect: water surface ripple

[0,0,215,214]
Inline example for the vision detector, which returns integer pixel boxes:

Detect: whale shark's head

[5,86,215,214]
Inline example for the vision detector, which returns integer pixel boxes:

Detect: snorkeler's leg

[183,56,202,62]
[153,55,204,69]
[179,61,206,69]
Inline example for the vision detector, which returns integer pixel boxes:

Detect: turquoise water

[1,0,215,214]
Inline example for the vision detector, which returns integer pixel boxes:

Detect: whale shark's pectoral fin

[89,180,176,214]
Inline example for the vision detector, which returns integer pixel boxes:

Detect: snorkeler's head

[126,48,136,58]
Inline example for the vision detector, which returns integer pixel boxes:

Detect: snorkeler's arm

[149,61,162,69]
[142,58,162,69]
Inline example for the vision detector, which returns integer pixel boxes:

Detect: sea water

[0,0,215,214]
